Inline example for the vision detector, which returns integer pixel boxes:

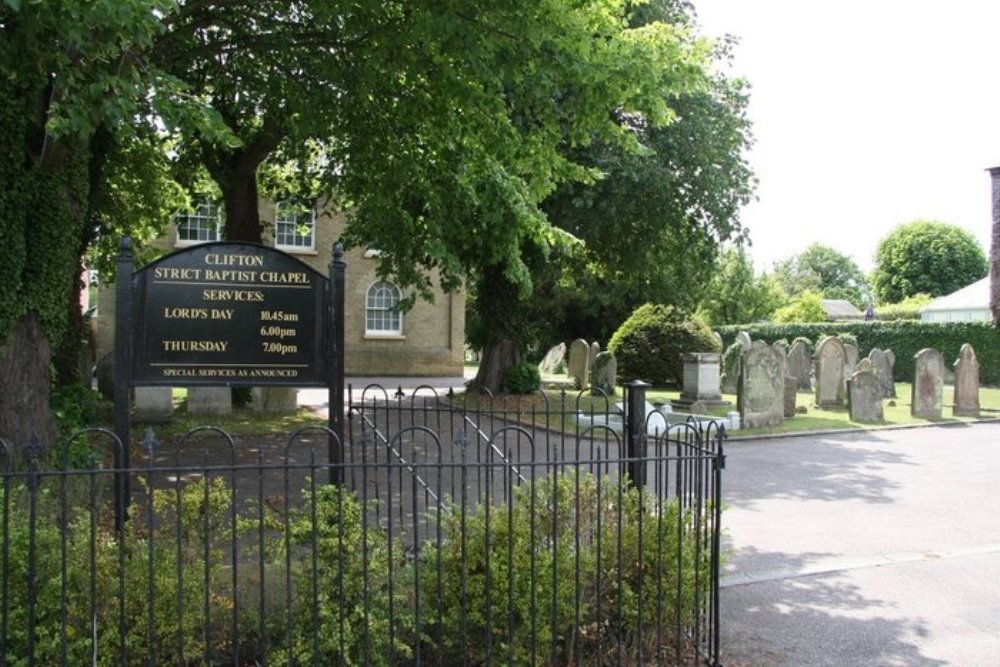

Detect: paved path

[721,422,1000,665]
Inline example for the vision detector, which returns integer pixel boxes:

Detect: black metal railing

[1,383,723,665]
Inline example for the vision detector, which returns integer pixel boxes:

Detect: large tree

[696,246,784,326]
[872,220,988,304]
[773,243,868,307]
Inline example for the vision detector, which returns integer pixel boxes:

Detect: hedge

[717,321,1000,385]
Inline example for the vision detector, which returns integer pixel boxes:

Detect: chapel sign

[132,242,329,386]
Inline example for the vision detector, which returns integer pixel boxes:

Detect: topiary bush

[608,304,720,387]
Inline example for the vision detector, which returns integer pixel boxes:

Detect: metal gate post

[624,380,649,488]
[113,237,134,528]
[328,242,346,485]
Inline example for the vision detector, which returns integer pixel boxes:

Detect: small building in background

[919,277,990,323]
[821,299,864,322]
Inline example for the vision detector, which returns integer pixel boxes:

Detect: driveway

[721,422,1000,665]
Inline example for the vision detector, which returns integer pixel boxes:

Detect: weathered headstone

[590,351,617,396]
[568,339,590,389]
[590,341,601,364]
[843,343,860,395]
[868,348,895,398]
[953,343,980,417]
[856,358,874,374]
[720,342,742,394]
[134,387,173,422]
[711,331,724,351]
[252,387,298,414]
[736,330,752,352]
[738,341,786,428]
[187,387,232,416]
[784,376,798,418]
[813,336,847,407]
[772,340,789,356]
[885,349,896,371]
[911,348,945,419]
[538,342,567,375]
[786,340,812,391]
[848,368,884,423]
[672,352,730,411]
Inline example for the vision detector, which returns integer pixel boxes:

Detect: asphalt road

[720,422,1000,666]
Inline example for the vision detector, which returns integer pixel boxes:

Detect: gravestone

[786,340,812,391]
[252,387,298,414]
[672,352,731,411]
[187,387,232,416]
[813,336,847,407]
[911,348,945,419]
[711,331,724,350]
[568,339,590,389]
[590,351,617,397]
[848,368,884,423]
[736,330,752,352]
[843,343,860,395]
[953,343,980,417]
[538,342,567,375]
[772,340,789,355]
[590,341,601,365]
[721,342,743,394]
[868,348,895,398]
[783,376,798,418]
[135,387,173,422]
[738,341,786,428]
[856,358,874,374]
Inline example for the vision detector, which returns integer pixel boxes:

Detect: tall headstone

[953,343,980,417]
[590,341,601,363]
[538,342,567,375]
[848,368,884,423]
[134,387,173,422]
[868,348,894,398]
[720,342,742,394]
[568,339,590,389]
[783,376,798,418]
[736,330,752,352]
[911,348,945,419]
[843,343,860,395]
[786,340,812,391]
[711,331,724,351]
[813,336,847,407]
[590,351,617,397]
[738,341,786,428]
[772,340,789,356]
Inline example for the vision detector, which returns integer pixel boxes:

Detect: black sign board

[132,242,329,386]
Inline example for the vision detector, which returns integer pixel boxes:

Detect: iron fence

[1,383,724,665]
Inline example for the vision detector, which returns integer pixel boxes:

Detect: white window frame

[365,280,403,337]
[174,201,222,246]
[274,202,316,252]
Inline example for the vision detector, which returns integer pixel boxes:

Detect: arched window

[366,281,402,336]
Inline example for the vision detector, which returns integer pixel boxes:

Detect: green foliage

[721,342,743,389]
[773,243,869,307]
[874,293,933,321]
[504,362,542,395]
[772,290,827,323]
[420,473,713,664]
[696,246,785,326]
[872,220,987,303]
[718,321,1000,384]
[49,384,103,437]
[609,304,720,386]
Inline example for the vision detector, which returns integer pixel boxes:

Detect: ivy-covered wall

[717,321,1000,385]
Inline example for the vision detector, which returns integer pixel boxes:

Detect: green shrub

[504,362,541,394]
[609,304,720,386]
[772,289,826,323]
[718,321,1000,384]
[874,293,932,321]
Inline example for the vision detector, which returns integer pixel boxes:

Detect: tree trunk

[222,167,264,242]
[990,167,1000,326]
[0,314,57,451]
[471,338,523,394]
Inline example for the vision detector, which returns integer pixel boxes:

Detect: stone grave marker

[772,340,789,355]
[672,352,730,411]
[868,348,894,398]
[590,341,601,363]
[953,343,980,417]
[813,336,847,407]
[590,351,617,397]
[188,387,233,416]
[787,339,812,391]
[721,342,742,394]
[783,375,798,418]
[843,343,860,395]
[911,348,945,419]
[538,342,567,375]
[711,331,724,350]
[568,339,590,389]
[135,387,173,422]
[856,358,874,374]
[848,367,884,423]
[736,330,752,352]
[738,341,786,428]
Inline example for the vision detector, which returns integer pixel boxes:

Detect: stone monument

[538,342,567,375]
[847,367,884,423]
[568,339,590,389]
[590,351,618,397]
[911,348,945,419]
[953,343,980,417]
[738,341,786,428]
[813,336,847,407]
[787,339,812,391]
[672,352,731,412]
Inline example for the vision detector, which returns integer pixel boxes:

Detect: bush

[718,321,1000,384]
[772,289,826,323]
[504,362,541,394]
[874,293,932,321]
[608,304,720,386]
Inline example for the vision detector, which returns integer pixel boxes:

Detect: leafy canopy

[697,245,784,326]
[871,220,987,304]
[772,290,827,324]
[773,243,869,307]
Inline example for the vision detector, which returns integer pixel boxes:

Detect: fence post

[624,380,649,488]
[328,242,346,485]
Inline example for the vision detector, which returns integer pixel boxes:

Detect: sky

[692,0,1000,272]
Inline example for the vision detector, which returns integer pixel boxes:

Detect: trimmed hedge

[718,321,1000,385]
[609,304,720,386]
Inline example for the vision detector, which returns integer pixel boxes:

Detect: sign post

[113,237,344,519]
